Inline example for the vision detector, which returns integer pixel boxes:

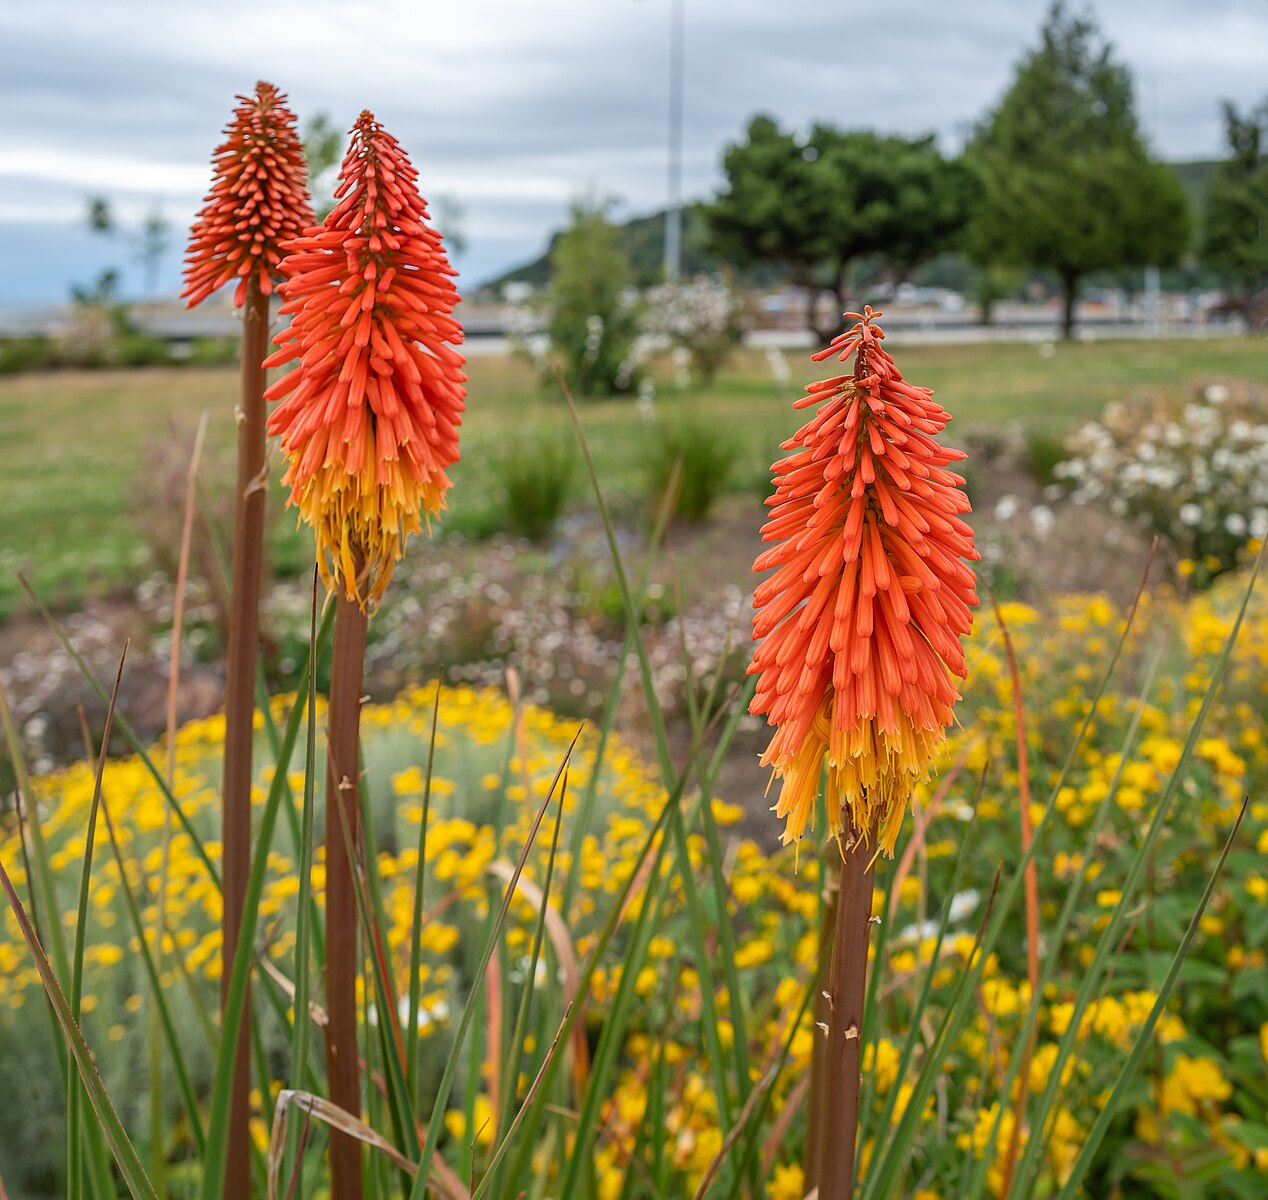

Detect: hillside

[479,203,721,292]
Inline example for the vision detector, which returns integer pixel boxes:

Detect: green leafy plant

[492,435,577,542]
[545,197,643,397]
[641,413,739,521]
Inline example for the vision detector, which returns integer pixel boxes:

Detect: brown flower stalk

[266,110,464,1200]
[182,80,311,1200]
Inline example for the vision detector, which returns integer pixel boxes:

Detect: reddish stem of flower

[817,827,877,1200]
[325,587,368,1200]
[221,276,270,1200]
[805,842,840,1188]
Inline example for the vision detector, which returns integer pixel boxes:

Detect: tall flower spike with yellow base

[749,307,978,856]
[265,111,466,608]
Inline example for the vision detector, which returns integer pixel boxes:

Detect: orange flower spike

[749,307,979,855]
[264,111,466,609]
[182,81,312,309]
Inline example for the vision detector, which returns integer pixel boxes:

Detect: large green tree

[967,2,1189,338]
[1202,97,1268,322]
[710,116,975,341]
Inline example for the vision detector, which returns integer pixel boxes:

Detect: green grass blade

[470,785,686,1199]
[1010,548,1262,1197]
[861,867,1007,1200]
[560,477,675,918]
[487,771,569,1199]
[410,732,581,1199]
[556,822,676,1200]
[406,677,442,1097]
[18,575,223,889]
[258,657,326,970]
[1,662,112,1198]
[285,573,321,1191]
[96,787,208,1157]
[565,385,745,1156]
[666,802,736,1134]
[0,856,160,1200]
[1055,799,1249,1200]
[720,961,827,1200]
[67,649,127,1200]
[861,785,984,1156]
[963,647,1162,1200]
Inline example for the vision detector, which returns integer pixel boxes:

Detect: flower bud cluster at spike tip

[182,82,313,309]
[264,111,466,610]
[748,307,979,856]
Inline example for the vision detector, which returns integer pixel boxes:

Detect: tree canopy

[710,116,975,341]
[1202,98,1268,302]
[967,2,1189,337]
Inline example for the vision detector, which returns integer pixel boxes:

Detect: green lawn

[1,336,1263,618]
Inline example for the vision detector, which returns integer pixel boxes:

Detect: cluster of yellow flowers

[1,572,1267,1195]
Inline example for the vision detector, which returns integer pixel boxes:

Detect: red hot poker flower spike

[748,307,979,856]
[264,111,466,609]
[182,81,312,309]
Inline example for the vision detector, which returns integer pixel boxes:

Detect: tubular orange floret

[264,111,466,610]
[748,307,979,855]
[182,81,312,309]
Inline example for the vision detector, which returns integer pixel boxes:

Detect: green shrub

[641,413,738,521]
[111,333,173,367]
[492,434,577,541]
[1025,429,1067,486]
[186,337,239,366]
[0,336,57,375]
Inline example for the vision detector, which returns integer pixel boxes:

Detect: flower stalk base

[817,827,877,1200]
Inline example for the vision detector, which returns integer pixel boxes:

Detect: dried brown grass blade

[486,860,590,1089]
[257,957,330,1027]
[266,1090,469,1200]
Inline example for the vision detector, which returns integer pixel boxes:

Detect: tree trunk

[809,278,850,346]
[1060,272,1079,340]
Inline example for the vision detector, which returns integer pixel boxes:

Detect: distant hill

[480,160,1223,294]
[477,203,779,294]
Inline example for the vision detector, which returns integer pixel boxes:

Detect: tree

[77,195,169,301]
[710,116,975,341]
[1202,97,1268,322]
[136,207,169,297]
[967,2,1189,338]
[546,197,641,396]
[303,113,343,218]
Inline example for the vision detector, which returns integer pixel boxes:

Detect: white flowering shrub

[1056,382,1268,585]
[642,274,743,385]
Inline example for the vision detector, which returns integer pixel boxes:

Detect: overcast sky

[2,0,1266,306]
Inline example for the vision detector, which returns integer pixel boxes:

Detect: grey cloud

[2,0,1266,302]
